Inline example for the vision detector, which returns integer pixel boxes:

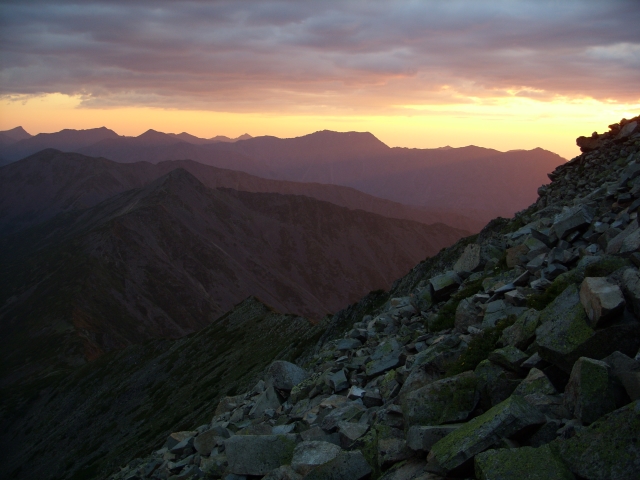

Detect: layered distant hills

[0,151,465,387]
[0,126,565,224]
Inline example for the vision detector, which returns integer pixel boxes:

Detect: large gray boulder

[500,309,540,350]
[429,271,461,301]
[603,351,640,400]
[579,277,625,327]
[427,395,546,474]
[513,368,557,397]
[552,205,593,240]
[225,434,297,476]
[622,268,640,315]
[454,244,483,273]
[266,361,309,392]
[455,298,481,332]
[402,371,479,428]
[249,386,281,419]
[475,445,575,480]
[551,400,640,480]
[564,357,625,425]
[291,441,342,476]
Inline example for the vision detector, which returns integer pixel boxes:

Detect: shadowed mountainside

[0,167,465,389]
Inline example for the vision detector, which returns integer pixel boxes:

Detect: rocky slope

[107,116,640,479]
[0,167,464,390]
[0,150,482,234]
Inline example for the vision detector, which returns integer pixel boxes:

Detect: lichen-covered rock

[291,441,342,476]
[429,271,461,301]
[475,445,575,480]
[513,368,557,397]
[500,309,540,350]
[475,359,521,409]
[551,400,640,480]
[579,277,625,327]
[564,357,624,425]
[535,285,595,372]
[455,297,481,332]
[488,345,529,374]
[377,426,413,469]
[454,244,483,273]
[225,434,297,476]
[402,371,479,428]
[427,395,546,473]
[249,386,281,419]
[603,351,640,400]
[263,465,304,480]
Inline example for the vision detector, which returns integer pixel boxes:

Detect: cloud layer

[1,0,638,112]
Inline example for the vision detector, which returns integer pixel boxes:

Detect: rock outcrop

[101,114,640,479]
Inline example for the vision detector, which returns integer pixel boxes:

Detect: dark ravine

[99,116,640,479]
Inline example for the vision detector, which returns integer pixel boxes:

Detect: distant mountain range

[0,126,565,224]
[0,151,466,388]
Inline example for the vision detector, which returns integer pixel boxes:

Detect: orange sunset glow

[1,1,638,159]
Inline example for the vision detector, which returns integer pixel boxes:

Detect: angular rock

[579,277,625,327]
[303,450,372,480]
[606,220,639,254]
[475,445,575,480]
[551,400,640,480]
[429,271,461,301]
[194,430,225,456]
[266,361,309,392]
[504,289,527,307]
[622,267,640,316]
[402,371,479,428]
[165,431,197,450]
[455,298,481,332]
[500,309,540,350]
[320,401,367,433]
[603,351,640,400]
[524,392,571,420]
[366,353,403,378]
[378,427,413,468]
[397,363,441,402]
[564,357,624,425]
[535,285,595,372]
[475,360,521,409]
[328,370,349,392]
[249,386,281,419]
[337,422,369,447]
[513,368,557,397]
[406,425,461,452]
[335,338,362,351]
[225,434,297,476]
[506,244,529,268]
[291,441,342,476]
[552,205,594,240]
[454,244,483,273]
[427,395,546,473]
[488,346,529,374]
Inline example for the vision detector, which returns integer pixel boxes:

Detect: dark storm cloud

[0,0,638,111]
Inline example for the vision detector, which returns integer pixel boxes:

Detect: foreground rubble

[111,116,640,479]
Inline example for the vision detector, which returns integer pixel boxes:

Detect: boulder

[406,425,461,452]
[337,422,369,447]
[513,368,557,397]
[194,430,225,456]
[402,371,479,428]
[475,360,521,409]
[488,346,529,374]
[622,268,640,315]
[475,445,575,480]
[552,205,594,240]
[606,221,639,254]
[506,244,529,268]
[427,395,546,474]
[320,401,367,433]
[455,298,481,332]
[249,386,282,419]
[365,353,403,378]
[564,357,624,425]
[303,450,372,480]
[535,285,595,372]
[266,361,309,392]
[328,370,349,392]
[165,431,197,450]
[551,400,640,480]
[454,244,483,273]
[335,338,362,351]
[500,309,540,350]
[603,351,640,400]
[579,277,625,327]
[225,434,297,476]
[291,441,342,476]
[377,426,413,468]
[429,271,461,301]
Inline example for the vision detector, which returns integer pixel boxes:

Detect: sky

[0,0,639,159]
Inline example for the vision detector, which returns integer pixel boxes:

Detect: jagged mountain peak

[0,126,32,141]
